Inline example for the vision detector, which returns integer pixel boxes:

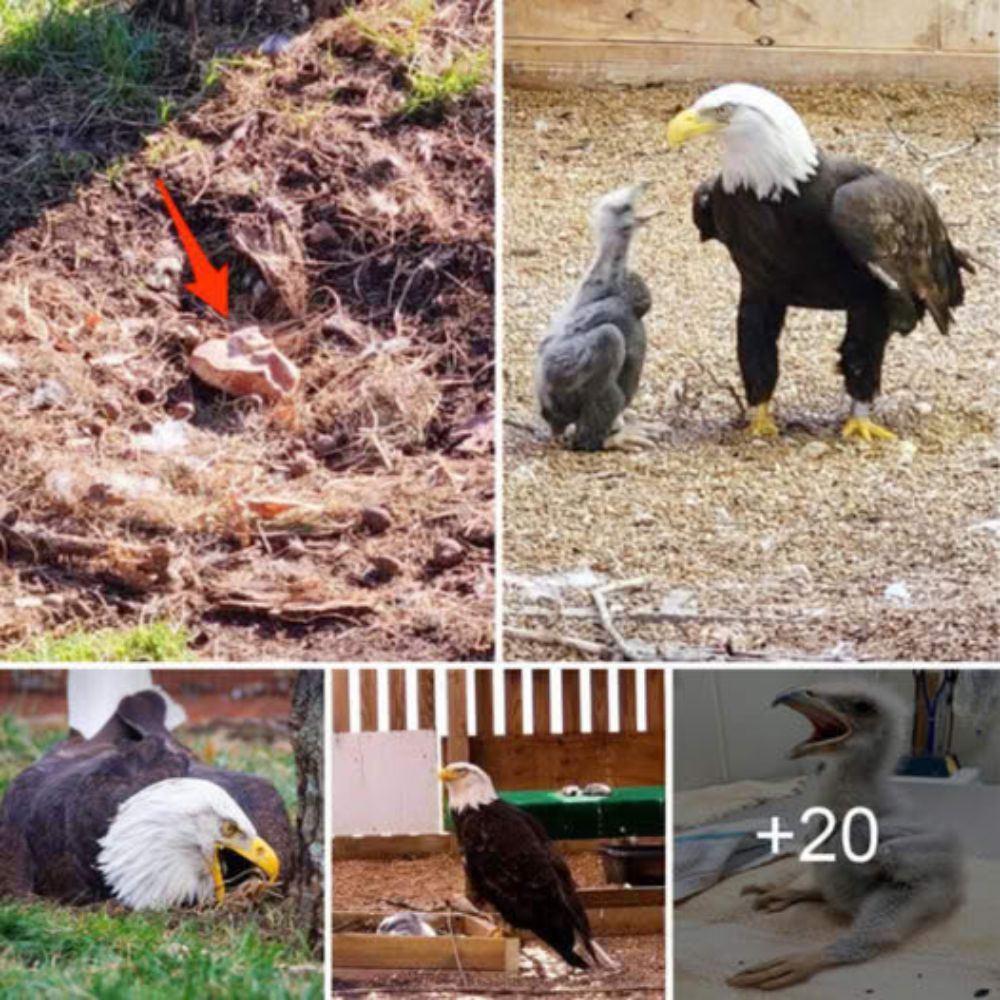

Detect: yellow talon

[748,403,778,437]
[841,416,897,442]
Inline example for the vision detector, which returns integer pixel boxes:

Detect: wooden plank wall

[505,0,1000,87]
[331,668,666,789]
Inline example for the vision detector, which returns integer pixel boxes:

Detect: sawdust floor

[503,82,999,662]
[333,854,665,998]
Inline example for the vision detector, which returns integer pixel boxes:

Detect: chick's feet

[841,415,897,442]
[727,950,830,990]
[741,884,823,913]
[604,428,656,451]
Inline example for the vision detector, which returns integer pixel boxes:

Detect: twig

[503,626,609,658]
[444,910,468,987]
[591,582,654,662]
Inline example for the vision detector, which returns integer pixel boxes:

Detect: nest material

[0,1,495,661]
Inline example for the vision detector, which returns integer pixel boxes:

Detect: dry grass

[0,1,494,661]
[503,82,998,662]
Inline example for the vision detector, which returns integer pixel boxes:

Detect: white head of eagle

[97,777,280,910]
[667,83,819,201]
[438,762,498,812]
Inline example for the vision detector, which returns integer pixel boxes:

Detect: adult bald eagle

[668,83,974,441]
[0,687,292,909]
[439,762,615,970]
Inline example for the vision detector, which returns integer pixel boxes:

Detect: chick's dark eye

[852,700,875,716]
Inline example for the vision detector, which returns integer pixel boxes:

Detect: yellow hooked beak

[667,107,721,146]
[438,766,458,783]
[211,835,281,904]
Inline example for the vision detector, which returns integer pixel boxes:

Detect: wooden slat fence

[331,667,665,789]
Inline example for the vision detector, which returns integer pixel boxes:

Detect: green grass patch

[0,902,322,999]
[404,46,488,114]
[346,0,487,116]
[0,715,65,796]
[345,0,435,61]
[0,0,162,105]
[5,623,191,662]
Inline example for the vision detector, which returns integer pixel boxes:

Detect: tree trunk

[289,668,324,954]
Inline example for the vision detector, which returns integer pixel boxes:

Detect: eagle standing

[667,83,973,441]
[439,762,615,970]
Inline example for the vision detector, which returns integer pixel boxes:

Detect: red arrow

[155,178,229,318]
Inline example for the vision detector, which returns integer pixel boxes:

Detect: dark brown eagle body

[453,799,596,969]
[0,691,292,904]
[695,152,973,409]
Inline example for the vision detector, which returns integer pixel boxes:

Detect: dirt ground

[503,82,999,662]
[333,854,665,998]
[0,2,494,661]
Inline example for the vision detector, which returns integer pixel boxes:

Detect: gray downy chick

[729,681,964,990]
[535,183,658,451]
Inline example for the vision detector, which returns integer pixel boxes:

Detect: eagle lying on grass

[668,83,974,441]
[0,687,291,909]
[439,761,615,971]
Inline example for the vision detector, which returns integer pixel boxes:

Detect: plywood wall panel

[507,0,944,52]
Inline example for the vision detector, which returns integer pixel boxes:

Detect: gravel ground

[502,82,999,662]
[333,854,665,998]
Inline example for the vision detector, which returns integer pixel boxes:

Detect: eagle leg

[841,415,897,442]
[727,949,831,990]
[748,403,779,437]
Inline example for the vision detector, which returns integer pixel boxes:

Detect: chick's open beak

[773,690,853,759]
[667,107,721,146]
[211,835,280,903]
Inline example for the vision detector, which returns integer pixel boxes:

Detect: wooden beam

[332,832,662,859]
[468,731,664,790]
[332,669,349,733]
[522,905,662,938]
[333,912,519,971]
[446,670,469,762]
[619,669,637,734]
[417,669,435,730]
[505,40,999,88]
[332,833,457,860]
[532,668,551,735]
[388,669,406,731]
[504,669,523,736]
[562,668,581,734]
[579,887,664,908]
[474,669,494,736]
[591,669,609,733]
[359,669,377,732]
[647,668,665,734]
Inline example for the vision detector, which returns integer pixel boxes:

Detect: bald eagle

[439,762,615,970]
[0,688,291,909]
[668,83,974,441]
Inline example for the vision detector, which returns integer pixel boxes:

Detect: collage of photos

[0,1,996,999]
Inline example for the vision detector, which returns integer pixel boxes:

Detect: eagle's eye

[221,819,239,838]
[715,102,734,121]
